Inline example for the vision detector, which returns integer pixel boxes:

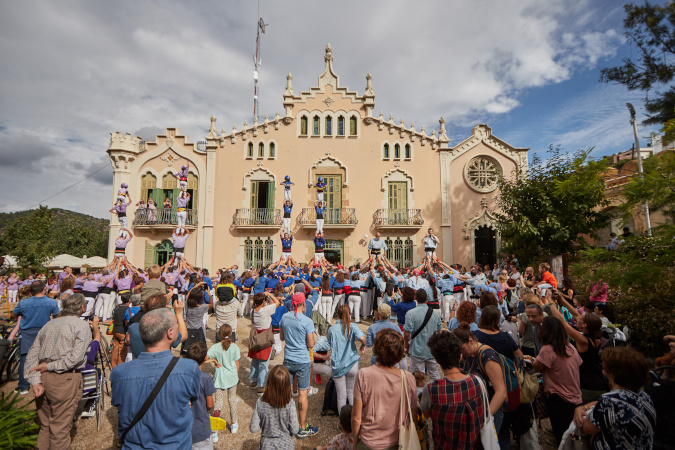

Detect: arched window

[269,142,275,158]
[313,116,320,135]
[300,116,308,135]
[247,142,254,158]
[337,116,345,136]
[383,144,390,159]
[405,144,411,159]
[258,142,265,158]
[325,116,332,135]
[394,144,400,159]
[349,115,357,135]
[140,173,157,203]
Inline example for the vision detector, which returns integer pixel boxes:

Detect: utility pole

[626,103,652,237]
[253,0,267,123]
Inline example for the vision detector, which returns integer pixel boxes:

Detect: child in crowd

[413,371,427,399]
[249,365,299,448]
[316,405,354,450]
[185,342,216,448]
[207,325,241,435]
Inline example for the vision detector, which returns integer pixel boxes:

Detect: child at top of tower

[280,175,294,202]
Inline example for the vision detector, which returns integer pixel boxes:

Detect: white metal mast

[253,0,267,122]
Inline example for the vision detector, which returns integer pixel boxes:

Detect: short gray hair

[130,294,141,306]
[61,293,87,316]
[139,309,176,348]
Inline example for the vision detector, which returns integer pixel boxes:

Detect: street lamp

[626,103,652,237]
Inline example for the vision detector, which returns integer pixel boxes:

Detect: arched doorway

[474,225,496,266]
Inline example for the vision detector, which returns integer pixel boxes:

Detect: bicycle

[0,320,20,382]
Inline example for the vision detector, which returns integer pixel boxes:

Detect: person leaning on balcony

[146,197,157,223]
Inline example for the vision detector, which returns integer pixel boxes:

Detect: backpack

[321,377,340,416]
[477,345,522,412]
[598,326,627,358]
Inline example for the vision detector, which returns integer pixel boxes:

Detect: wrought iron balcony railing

[233,208,282,227]
[132,208,198,227]
[374,209,424,227]
[298,208,358,227]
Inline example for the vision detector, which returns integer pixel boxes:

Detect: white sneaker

[292,391,298,398]
[308,387,318,397]
[211,431,218,443]
[230,423,239,434]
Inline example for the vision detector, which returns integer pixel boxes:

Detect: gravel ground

[1,314,558,449]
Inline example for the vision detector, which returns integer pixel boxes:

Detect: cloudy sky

[0,0,663,218]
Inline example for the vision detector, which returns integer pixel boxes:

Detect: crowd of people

[2,240,670,450]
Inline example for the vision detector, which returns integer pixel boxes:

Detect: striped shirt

[25,315,92,385]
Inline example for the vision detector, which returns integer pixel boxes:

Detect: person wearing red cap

[280,293,319,438]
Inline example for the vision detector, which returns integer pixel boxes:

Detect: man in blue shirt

[282,200,293,234]
[12,281,59,394]
[112,308,200,449]
[404,289,442,381]
[279,232,296,266]
[365,304,402,365]
[313,231,326,265]
[314,201,326,234]
[280,293,318,438]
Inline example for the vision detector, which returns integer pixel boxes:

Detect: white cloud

[0,0,630,217]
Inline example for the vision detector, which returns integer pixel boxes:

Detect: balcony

[374,209,424,231]
[233,208,282,230]
[132,208,198,231]
[298,208,358,230]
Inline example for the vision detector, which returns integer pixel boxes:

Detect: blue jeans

[18,353,29,391]
[250,352,271,387]
[283,359,311,391]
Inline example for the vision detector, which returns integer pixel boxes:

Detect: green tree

[2,206,55,268]
[493,147,611,266]
[600,1,675,125]
[49,222,108,258]
[620,150,675,234]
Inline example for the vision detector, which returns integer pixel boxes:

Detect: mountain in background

[0,208,109,261]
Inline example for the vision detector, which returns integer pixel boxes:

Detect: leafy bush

[569,235,675,357]
[0,391,38,449]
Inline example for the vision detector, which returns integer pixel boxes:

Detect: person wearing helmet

[174,162,189,191]
[313,177,327,203]
[280,175,294,202]
[117,182,129,203]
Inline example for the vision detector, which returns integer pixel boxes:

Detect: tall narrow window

[383,144,390,159]
[405,144,411,159]
[313,116,320,135]
[349,116,357,135]
[300,116,308,135]
[269,142,275,158]
[247,142,254,158]
[258,142,264,158]
[394,144,400,159]
[325,116,332,135]
[337,116,345,136]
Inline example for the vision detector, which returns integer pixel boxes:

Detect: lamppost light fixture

[626,102,636,118]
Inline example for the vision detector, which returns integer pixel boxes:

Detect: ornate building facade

[107,45,529,269]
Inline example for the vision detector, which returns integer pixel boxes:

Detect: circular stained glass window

[464,156,502,193]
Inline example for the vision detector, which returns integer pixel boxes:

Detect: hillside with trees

[0,207,109,267]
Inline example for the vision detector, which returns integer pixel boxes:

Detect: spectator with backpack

[452,324,508,444]
[404,289,442,381]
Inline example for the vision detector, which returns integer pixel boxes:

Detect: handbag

[559,421,592,450]
[120,356,179,445]
[249,311,274,352]
[398,370,421,450]
[106,322,114,336]
[475,375,500,450]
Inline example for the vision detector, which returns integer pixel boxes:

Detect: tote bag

[475,375,500,450]
[398,370,421,450]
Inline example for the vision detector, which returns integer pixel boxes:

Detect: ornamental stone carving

[464,156,502,193]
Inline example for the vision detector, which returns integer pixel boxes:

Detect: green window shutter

[250,181,259,210]
[144,241,155,267]
[267,181,275,209]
